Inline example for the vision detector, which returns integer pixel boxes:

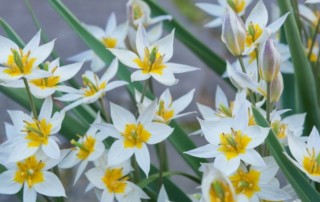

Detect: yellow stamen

[102,37,117,48]
[3,49,36,77]
[72,136,96,160]
[122,123,151,148]
[133,47,166,75]
[24,119,52,147]
[229,169,261,198]
[102,168,129,194]
[209,180,236,202]
[303,148,320,176]
[246,23,263,47]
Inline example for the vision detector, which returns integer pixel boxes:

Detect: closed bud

[270,72,284,103]
[221,7,246,56]
[259,38,281,83]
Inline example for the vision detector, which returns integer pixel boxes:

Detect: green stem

[139,79,149,104]
[132,156,141,183]
[23,78,38,119]
[158,141,168,190]
[308,19,320,61]
[99,97,110,123]
[266,82,271,123]
[254,48,260,82]
[238,56,256,105]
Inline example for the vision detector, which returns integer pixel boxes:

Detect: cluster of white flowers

[0,0,319,201]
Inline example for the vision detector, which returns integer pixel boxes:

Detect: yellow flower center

[227,0,246,14]
[14,156,45,188]
[133,47,166,75]
[307,39,318,62]
[248,110,256,126]
[132,3,144,20]
[23,119,53,147]
[102,37,117,48]
[3,49,36,77]
[102,168,129,194]
[246,23,263,47]
[216,102,234,118]
[229,169,261,198]
[72,135,96,160]
[122,123,151,148]
[249,51,257,64]
[156,100,174,123]
[303,148,320,176]
[82,75,106,97]
[271,120,287,140]
[30,64,60,89]
[209,180,235,202]
[218,129,252,160]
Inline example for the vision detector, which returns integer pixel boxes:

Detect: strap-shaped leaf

[47,0,203,177]
[252,107,320,202]
[277,0,320,132]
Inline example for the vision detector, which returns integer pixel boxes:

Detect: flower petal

[23,184,37,202]
[106,80,128,92]
[184,144,219,158]
[152,29,174,62]
[171,89,195,115]
[214,155,240,175]
[137,100,157,125]
[101,59,118,82]
[240,149,265,167]
[85,167,105,189]
[42,138,60,159]
[145,123,173,144]
[108,48,140,69]
[110,102,136,132]
[34,171,66,197]
[246,0,268,27]
[131,70,151,82]
[136,24,150,58]
[135,144,150,177]
[108,140,134,166]
[74,161,88,185]
[0,170,22,194]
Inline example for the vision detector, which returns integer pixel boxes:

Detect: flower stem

[99,97,110,123]
[158,141,168,190]
[254,48,260,82]
[140,79,150,104]
[132,156,141,183]
[266,82,271,123]
[308,19,320,61]
[23,78,38,119]
[238,56,256,105]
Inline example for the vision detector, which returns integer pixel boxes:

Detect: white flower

[298,4,319,27]
[270,109,306,145]
[158,185,170,202]
[186,106,269,175]
[69,13,128,72]
[229,156,291,201]
[0,151,66,202]
[85,151,149,202]
[244,1,289,53]
[58,114,108,184]
[0,31,53,82]
[109,24,199,86]
[200,163,248,202]
[286,126,320,182]
[135,88,195,123]
[127,0,171,27]
[94,100,174,177]
[305,0,320,4]
[5,97,64,162]
[196,0,253,28]
[56,59,127,112]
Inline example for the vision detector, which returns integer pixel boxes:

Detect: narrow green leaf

[252,107,320,202]
[47,0,203,176]
[143,0,227,76]
[277,0,320,132]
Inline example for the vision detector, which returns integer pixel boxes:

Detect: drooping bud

[270,72,284,103]
[221,7,246,56]
[259,38,281,83]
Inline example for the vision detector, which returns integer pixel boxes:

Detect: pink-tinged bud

[221,7,246,56]
[270,72,284,103]
[259,38,281,83]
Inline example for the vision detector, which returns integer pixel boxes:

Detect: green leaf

[47,0,203,176]
[143,0,227,76]
[277,0,320,132]
[252,107,320,202]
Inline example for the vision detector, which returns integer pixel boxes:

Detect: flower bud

[270,72,284,103]
[221,7,246,56]
[259,38,281,83]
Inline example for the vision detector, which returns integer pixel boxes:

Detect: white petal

[110,102,136,132]
[240,149,265,167]
[25,69,52,80]
[0,36,19,64]
[23,185,37,202]
[85,167,105,189]
[92,123,121,139]
[30,40,55,67]
[56,62,83,82]
[108,48,140,69]
[197,103,219,121]
[307,127,320,153]
[166,62,199,73]
[145,123,173,144]
[244,126,269,149]
[42,138,60,159]
[215,86,228,109]
[0,170,22,194]
[258,185,291,201]
[23,31,41,53]
[108,140,134,166]
[29,85,56,99]
[136,24,150,58]
[137,100,157,125]
[196,3,225,16]
[151,68,178,86]
[148,15,172,25]
[184,144,219,158]
[106,80,128,92]
[135,144,150,177]
[268,12,290,34]
[287,134,306,164]
[147,22,163,43]
[58,150,79,168]
[7,143,38,163]
[87,140,104,161]
[205,18,223,28]
[131,70,151,82]
[214,155,240,175]
[101,59,118,82]
[171,89,195,115]
[74,161,88,185]
[34,171,66,197]
[68,50,94,63]
[39,97,53,120]
[246,0,268,27]
[101,189,115,202]
[55,92,82,102]
[105,12,117,35]
[152,30,174,62]
[157,185,169,202]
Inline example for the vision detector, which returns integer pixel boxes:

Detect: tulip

[259,38,281,83]
[221,7,246,56]
[270,72,284,103]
